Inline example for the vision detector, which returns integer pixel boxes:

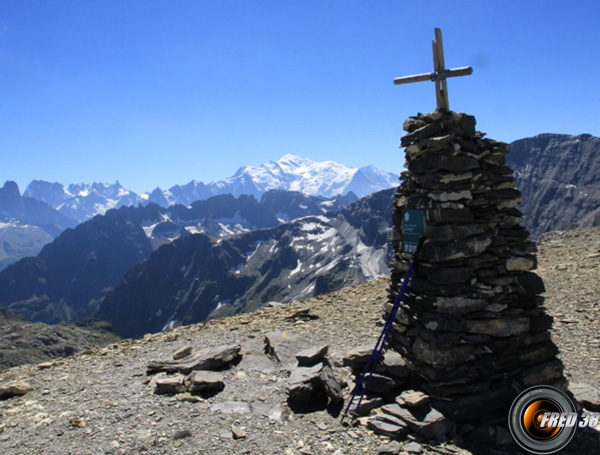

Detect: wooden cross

[394,28,472,112]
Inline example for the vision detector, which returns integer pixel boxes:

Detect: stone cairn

[386,110,566,425]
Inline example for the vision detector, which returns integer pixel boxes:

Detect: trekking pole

[342,235,425,420]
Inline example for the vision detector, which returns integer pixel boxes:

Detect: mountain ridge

[0,181,78,271]
[0,190,362,325]
[96,188,394,338]
[24,154,397,223]
[506,133,600,239]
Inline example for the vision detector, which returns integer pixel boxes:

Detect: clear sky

[1,1,597,194]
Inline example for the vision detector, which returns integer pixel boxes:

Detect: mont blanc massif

[1,136,599,341]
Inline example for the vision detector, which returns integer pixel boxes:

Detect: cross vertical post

[394,28,472,112]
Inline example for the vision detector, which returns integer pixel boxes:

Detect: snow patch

[184,225,204,235]
[289,260,303,277]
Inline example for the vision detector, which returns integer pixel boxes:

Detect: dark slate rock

[432,296,487,315]
[367,413,409,438]
[423,233,493,262]
[408,154,480,174]
[365,373,402,394]
[351,395,385,417]
[381,351,409,378]
[287,362,324,394]
[286,362,342,412]
[412,337,476,368]
[465,424,495,444]
[173,346,192,360]
[458,113,476,137]
[518,272,546,295]
[381,403,452,439]
[425,223,489,242]
[427,266,474,285]
[401,122,443,147]
[426,208,474,224]
[320,363,343,405]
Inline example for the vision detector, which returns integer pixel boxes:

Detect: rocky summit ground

[0,227,599,455]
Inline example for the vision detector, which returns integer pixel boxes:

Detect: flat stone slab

[367,413,409,438]
[211,401,251,414]
[154,375,186,395]
[187,371,224,394]
[381,403,451,439]
[147,344,241,375]
[365,373,402,394]
[296,345,328,366]
[239,339,276,373]
[352,396,385,417]
[264,331,301,371]
[250,401,282,422]
[378,441,402,454]
[343,345,374,369]
[238,353,276,374]
[403,441,424,453]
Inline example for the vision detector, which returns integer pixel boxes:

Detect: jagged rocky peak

[386,110,565,425]
[0,180,22,213]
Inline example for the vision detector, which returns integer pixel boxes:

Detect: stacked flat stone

[387,110,566,422]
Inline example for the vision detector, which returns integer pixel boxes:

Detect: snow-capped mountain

[0,181,78,270]
[24,180,143,224]
[24,155,397,222]
[171,154,398,201]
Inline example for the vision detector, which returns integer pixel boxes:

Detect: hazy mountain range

[24,154,398,223]
[1,154,394,271]
[0,190,359,324]
[1,133,598,339]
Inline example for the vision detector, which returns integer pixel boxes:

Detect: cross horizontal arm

[393,66,473,86]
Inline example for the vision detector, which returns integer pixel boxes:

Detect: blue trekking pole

[342,235,425,420]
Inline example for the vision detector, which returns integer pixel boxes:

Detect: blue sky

[1,1,598,194]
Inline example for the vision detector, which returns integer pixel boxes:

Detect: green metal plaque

[403,210,425,254]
